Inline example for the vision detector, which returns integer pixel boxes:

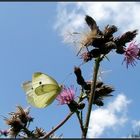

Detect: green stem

[23,128,32,137]
[78,89,84,103]
[83,57,101,138]
[42,112,74,139]
[76,111,84,134]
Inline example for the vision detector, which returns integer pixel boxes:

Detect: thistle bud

[118,30,138,46]
[93,99,104,106]
[86,82,114,107]
[96,81,104,88]
[77,102,85,110]
[96,85,114,96]
[85,15,97,31]
[104,25,118,38]
[74,67,88,90]
[68,100,80,112]
[116,45,125,54]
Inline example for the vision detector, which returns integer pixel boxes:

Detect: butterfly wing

[22,81,61,108]
[32,72,61,95]
[32,89,60,108]
[22,81,38,107]
[34,84,61,95]
[32,72,58,88]
[22,72,62,108]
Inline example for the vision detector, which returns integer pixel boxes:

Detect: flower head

[80,49,101,62]
[123,41,140,68]
[80,52,92,62]
[8,106,33,127]
[56,86,75,105]
[4,116,23,137]
[34,127,45,138]
[0,130,9,137]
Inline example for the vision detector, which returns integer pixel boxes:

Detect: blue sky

[0,2,140,138]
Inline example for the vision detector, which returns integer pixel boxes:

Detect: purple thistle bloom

[56,86,75,105]
[123,41,140,68]
[80,52,92,62]
[0,130,9,137]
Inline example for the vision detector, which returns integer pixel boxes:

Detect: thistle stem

[83,57,100,138]
[22,125,34,137]
[42,112,74,139]
[76,111,84,134]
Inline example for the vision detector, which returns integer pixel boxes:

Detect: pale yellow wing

[34,84,61,96]
[33,89,61,108]
[32,72,59,89]
[22,79,61,108]
[22,81,37,107]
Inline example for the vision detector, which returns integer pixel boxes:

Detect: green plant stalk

[76,111,84,134]
[82,57,101,138]
[22,125,35,138]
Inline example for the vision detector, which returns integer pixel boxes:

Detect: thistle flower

[80,49,101,62]
[0,130,9,137]
[76,15,104,56]
[80,30,97,48]
[5,116,23,128]
[8,106,33,127]
[56,86,75,105]
[3,106,34,138]
[34,127,45,138]
[15,106,32,125]
[123,41,140,68]
[80,52,92,62]
[84,15,99,47]
[4,116,23,137]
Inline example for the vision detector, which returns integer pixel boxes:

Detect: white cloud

[132,120,140,129]
[87,94,131,138]
[54,2,140,46]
